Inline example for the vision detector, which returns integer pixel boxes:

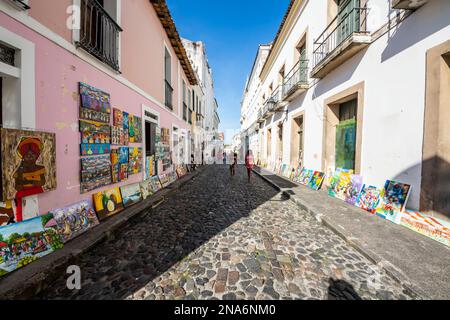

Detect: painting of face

[50,200,99,243]
[0,214,63,277]
[1,129,57,202]
[93,188,124,220]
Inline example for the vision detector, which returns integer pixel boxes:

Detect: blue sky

[168,0,290,144]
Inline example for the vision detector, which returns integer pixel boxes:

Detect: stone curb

[0,166,205,300]
[253,168,430,300]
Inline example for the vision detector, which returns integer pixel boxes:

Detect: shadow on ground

[36,165,284,300]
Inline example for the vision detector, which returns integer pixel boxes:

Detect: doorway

[290,113,304,167]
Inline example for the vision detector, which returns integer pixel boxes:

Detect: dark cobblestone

[38,166,419,300]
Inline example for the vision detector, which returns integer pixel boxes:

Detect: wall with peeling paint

[0,11,190,215]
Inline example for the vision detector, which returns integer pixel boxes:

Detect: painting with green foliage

[335,119,356,171]
[0,214,63,277]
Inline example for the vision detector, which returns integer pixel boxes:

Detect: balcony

[282,60,309,102]
[392,0,428,9]
[77,0,122,72]
[165,79,173,110]
[257,109,265,124]
[311,7,370,79]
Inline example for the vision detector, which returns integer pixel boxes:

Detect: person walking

[223,152,227,165]
[191,153,196,171]
[230,152,237,176]
[245,150,254,183]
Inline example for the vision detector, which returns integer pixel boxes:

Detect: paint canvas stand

[93,188,124,220]
[120,183,143,208]
[0,214,63,277]
[375,180,411,224]
[355,184,382,214]
[50,200,99,243]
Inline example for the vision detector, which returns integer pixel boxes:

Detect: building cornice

[150,0,198,85]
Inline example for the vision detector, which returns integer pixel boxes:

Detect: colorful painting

[120,183,143,208]
[129,116,142,143]
[375,180,411,223]
[140,181,153,200]
[158,174,171,188]
[355,185,382,214]
[81,143,111,156]
[150,176,162,193]
[80,108,110,124]
[93,188,124,220]
[168,171,178,184]
[0,214,63,277]
[345,175,364,205]
[176,165,187,179]
[298,169,314,185]
[333,172,352,201]
[79,82,111,114]
[123,112,130,132]
[119,164,129,182]
[145,156,155,180]
[50,200,99,243]
[79,120,111,145]
[400,211,450,247]
[110,150,120,184]
[80,155,112,193]
[128,147,143,175]
[308,171,325,191]
[1,129,57,204]
[0,201,17,226]
[113,108,124,127]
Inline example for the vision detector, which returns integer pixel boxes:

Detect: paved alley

[38,166,418,300]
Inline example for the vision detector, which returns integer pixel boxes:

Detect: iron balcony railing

[77,0,122,72]
[313,7,368,68]
[282,60,308,99]
[165,79,174,110]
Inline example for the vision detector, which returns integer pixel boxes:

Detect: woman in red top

[245,150,254,183]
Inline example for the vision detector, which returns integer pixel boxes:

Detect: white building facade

[240,0,450,215]
[182,39,220,164]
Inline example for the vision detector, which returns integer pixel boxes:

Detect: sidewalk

[254,167,450,300]
[0,166,205,300]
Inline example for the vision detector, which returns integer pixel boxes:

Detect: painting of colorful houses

[0,214,63,277]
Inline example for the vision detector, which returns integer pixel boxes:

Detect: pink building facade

[0,0,197,215]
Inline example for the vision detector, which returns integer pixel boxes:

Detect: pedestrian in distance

[230,152,237,176]
[223,152,227,165]
[245,150,254,183]
[191,153,196,171]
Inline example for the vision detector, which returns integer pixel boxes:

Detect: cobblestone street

[38,166,418,300]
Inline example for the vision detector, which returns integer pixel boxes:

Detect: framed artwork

[118,147,129,164]
[79,82,111,114]
[1,129,57,202]
[308,171,325,191]
[355,185,381,214]
[129,115,142,143]
[375,180,411,223]
[113,108,124,127]
[79,107,110,124]
[50,200,99,243]
[123,112,129,133]
[119,164,129,182]
[334,172,352,201]
[128,147,143,175]
[298,169,314,186]
[93,188,124,220]
[80,155,112,193]
[120,183,143,208]
[150,176,162,193]
[144,156,155,181]
[80,120,111,145]
[158,173,171,188]
[0,214,63,277]
[345,175,364,205]
[110,150,120,184]
[80,143,111,156]
[111,126,124,146]
[176,165,187,179]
